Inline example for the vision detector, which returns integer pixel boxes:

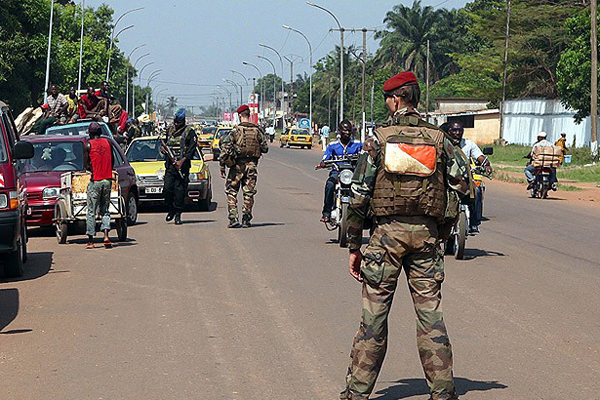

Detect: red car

[19,135,139,228]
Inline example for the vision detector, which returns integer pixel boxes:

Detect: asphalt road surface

[2,144,599,400]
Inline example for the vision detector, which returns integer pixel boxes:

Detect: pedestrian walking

[162,109,197,225]
[220,105,269,228]
[84,122,114,249]
[340,72,471,400]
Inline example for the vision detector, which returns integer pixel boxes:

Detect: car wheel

[198,186,212,211]
[116,218,128,242]
[308,145,312,150]
[126,193,138,226]
[55,202,68,244]
[4,238,24,278]
[280,141,284,148]
[21,226,28,264]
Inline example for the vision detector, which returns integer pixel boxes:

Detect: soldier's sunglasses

[383,93,395,100]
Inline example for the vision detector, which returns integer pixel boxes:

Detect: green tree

[557,10,600,122]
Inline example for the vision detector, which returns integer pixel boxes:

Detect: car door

[109,140,134,200]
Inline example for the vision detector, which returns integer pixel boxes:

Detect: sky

[87,0,469,110]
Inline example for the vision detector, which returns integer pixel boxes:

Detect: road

[2,144,600,400]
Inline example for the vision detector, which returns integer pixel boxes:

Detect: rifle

[159,132,185,179]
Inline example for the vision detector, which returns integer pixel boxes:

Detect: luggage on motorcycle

[532,146,561,168]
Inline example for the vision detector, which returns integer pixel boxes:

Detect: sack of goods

[532,145,562,168]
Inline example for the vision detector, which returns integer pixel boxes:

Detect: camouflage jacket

[219,122,269,168]
[165,124,197,170]
[347,109,471,251]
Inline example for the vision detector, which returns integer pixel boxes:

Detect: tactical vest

[371,117,446,219]
[235,124,262,159]
[166,126,190,158]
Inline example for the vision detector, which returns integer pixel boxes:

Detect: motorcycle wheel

[455,211,467,260]
[338,203,349,248]
[540,185,549,199]
[445,236,456,255]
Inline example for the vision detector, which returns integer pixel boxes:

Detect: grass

[557,183,584,191]
[494,171,527,184]
[488,144,593,167]
[557,164,600,183]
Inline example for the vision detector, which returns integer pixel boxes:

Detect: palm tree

[166,96,178,116]
[375,0,439,81]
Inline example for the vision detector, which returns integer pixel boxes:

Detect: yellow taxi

[197,126,217,149]
[211,125,233,160]
[279,127,312,149]
[125,136,212,211]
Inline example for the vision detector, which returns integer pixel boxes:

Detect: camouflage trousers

[225,159,258,221]
[342,215,456,400]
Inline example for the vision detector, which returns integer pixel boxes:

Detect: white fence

[503,99,593,146]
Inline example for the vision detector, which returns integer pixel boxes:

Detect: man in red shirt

[80,86,107,120]
[84,122,114,249]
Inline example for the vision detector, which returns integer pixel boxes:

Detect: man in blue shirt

[319,120,362,222]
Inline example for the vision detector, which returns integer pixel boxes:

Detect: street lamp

[307,1,344,121]
[126,44,147,114]
[217,85,233,111]
[283,24,313,132]
[77,0,85,91]
[107,7,144,80]
[259,43,286,128]
[106,24,134,81]
[230,70,248,102]
[135,61,154,118]
[224,78,243,105]
[243,61,264,115]
[257,55,277,129]
[44,0,55,103]
[146,69,162,114]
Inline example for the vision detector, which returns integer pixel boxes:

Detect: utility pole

[370,80,374,128]
[77,0,85,91]
[591,0,598,159]
[499,0,511,141]
[426,39,430,118]
[284,56,294,114]
[44,0,55,103]
[331,28,345,122]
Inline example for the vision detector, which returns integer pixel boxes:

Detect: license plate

[146,187,163,194]
[297,137,306,140]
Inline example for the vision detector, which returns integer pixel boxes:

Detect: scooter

[531,166,554,199]
[317,155,359,248]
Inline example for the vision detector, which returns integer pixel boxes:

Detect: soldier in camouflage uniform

[219,105,269,228]
[340,72,471,400]
[162,109,197,225]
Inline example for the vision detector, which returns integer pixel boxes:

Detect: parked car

[211,126,233,160]
[280,128,312,149]
[0,101,35,277]
[45,120,113,139]
[126,136,212,211]
[19,135,139,229]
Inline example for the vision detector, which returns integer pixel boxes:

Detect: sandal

[85,243,94,250]
[103,239,113,249]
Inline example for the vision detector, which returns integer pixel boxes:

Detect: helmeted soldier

[219,105,269,228]
[162,109,197,225]
[340,72,471,400]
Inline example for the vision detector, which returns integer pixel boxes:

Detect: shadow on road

[139,201,218,214]
[178,219,217,225]
[462,248,506,260]
[249,222,285,228]
[372,377,507,399]
[0,251,53,283]
[0,288,19,332]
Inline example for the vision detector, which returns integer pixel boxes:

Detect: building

[430,98,500,145]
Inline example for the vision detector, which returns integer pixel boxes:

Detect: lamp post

[257,55,277,129]
[44,0,55,103]
[307,1,344,121]
[145,69,162,114]
[223,79,241,106]
[243,61,264,115]
[283,25,313,132]
[259,43,286,128]
[77,0,85,91]
[135,60,154,118]
[106,24,134,81]
[218,85,233,111]
[126,44,146,114]
[230,70,248,103]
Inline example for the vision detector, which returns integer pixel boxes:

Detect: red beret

[237,105,250,114]
[383,72,418,91]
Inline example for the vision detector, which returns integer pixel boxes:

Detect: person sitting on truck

[66,86,80,123]
[80,86,108,120]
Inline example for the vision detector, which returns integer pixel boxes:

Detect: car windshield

[19,141,84,173]
[216,129,232,139]
[47,124,112,138]
[126,139,201,162]
[202,127,217,135]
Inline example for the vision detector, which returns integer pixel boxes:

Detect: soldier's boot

[241,214,252,228]
[339,389,368,400]
[174,213,182,225]
[430,393,459,400]
[166,210,176,222]
[228,218,241,228]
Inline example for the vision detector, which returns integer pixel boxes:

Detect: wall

[464,112,500,145]
[435,98,489,113]
[503,99,592,146]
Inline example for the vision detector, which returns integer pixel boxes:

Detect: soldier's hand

[349,251,363,282]
[174,159,185,169]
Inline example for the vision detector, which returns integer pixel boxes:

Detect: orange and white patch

[384,142,437,177]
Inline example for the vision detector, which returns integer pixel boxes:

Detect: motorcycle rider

[446,122,492,233]
[524,131,557,190]
[319,119,362,223]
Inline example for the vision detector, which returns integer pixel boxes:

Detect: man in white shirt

[524,131,557,190]
[446,122,492,233]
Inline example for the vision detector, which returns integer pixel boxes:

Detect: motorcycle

[446,148,493,259]
[530,166,554,199]
[317,154,359,248]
